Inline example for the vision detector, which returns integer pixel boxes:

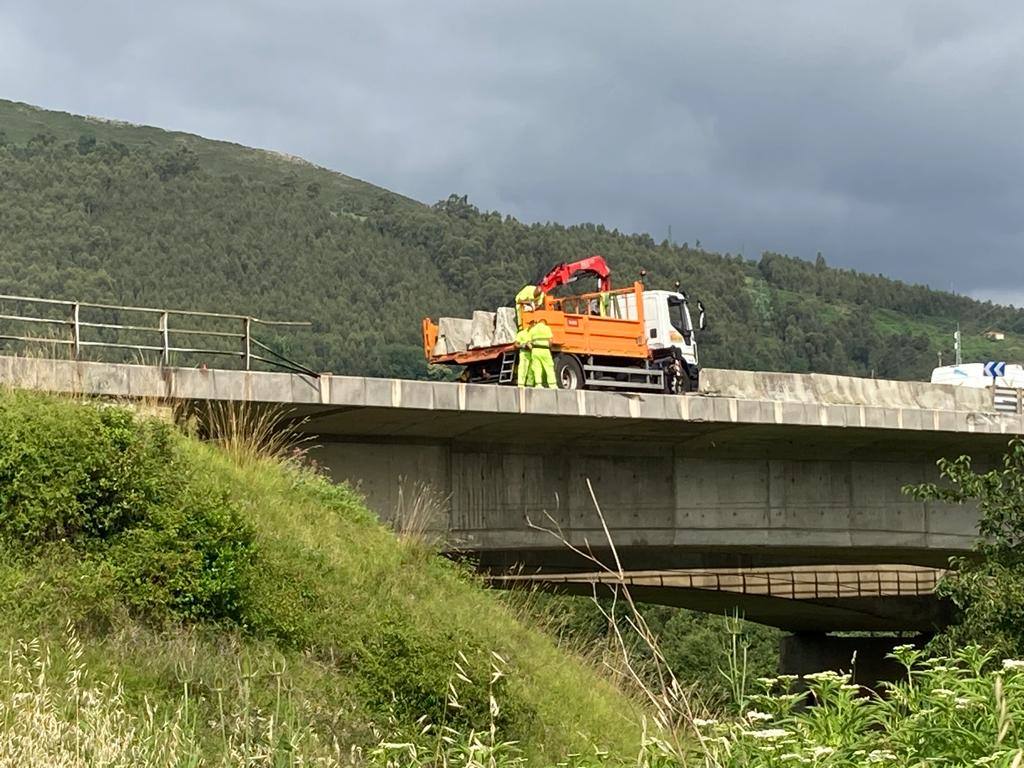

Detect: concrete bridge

[2,354,1021,636]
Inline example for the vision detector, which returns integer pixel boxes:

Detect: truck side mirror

[697,301,707,331]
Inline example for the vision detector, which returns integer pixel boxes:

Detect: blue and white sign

[984,361,1007,378]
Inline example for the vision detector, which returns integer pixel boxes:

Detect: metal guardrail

[994,385,1024,414]
[0,293,318,376]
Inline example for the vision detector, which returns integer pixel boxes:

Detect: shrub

[0,392,256,624]
[906,439,1024,659]
[692,645,1024,767]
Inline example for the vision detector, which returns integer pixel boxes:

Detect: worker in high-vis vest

[515,284,545,328]
[528,318,557,388]
[514,326,534,387]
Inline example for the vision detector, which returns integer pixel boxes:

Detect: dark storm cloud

[1,1,1023,303]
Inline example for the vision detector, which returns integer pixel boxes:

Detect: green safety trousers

[531,347,557,389]
[515,328,533,387]
[517,350,534,386]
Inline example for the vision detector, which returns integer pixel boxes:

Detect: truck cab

[643,290,701,372]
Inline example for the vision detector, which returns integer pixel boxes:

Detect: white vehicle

[930,363,1024,389]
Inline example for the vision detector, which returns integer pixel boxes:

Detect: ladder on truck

[498,350,517,384]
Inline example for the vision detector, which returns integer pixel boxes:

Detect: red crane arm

[537,255,612,294]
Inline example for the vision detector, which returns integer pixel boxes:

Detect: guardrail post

[244,317,252,371]
[160,312,169,367]
[72,302,80,359]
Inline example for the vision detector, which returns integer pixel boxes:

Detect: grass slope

[0,389,641,762]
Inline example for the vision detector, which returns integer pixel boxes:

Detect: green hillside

[0,389,641,762]
[2,97,1023,380]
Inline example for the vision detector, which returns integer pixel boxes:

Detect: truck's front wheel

[555,354,584,390]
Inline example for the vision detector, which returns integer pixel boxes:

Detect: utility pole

[954,323,962,366]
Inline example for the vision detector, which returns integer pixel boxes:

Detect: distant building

[984,330,1006,341]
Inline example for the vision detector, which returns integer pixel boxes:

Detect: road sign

[984,361,1007,378]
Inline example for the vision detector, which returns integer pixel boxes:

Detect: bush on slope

[0,390,641,761]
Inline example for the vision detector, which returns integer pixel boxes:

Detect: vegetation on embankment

[3,97,1024,381]
[0,389,642,762]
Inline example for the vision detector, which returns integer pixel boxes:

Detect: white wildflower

[932,688,955,697]
[804,670,845,682]
[693,718,718,727]
[812,746,835,757]
[867,749,897,763]
[1002,659,1024,670]
[748,728,789,740]
[745,710,774,722]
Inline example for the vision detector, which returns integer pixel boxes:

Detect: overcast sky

[2,1,1023,305]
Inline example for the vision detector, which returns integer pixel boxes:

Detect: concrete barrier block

[494,385,520,413]
[863,406,899,429]
[434,317,473,355]
[524,387,559,415]
[737,399,773,423]
[465,384,500,412]
[248,371,294,403]
[128,364,167,399]
[0,356,14,387]
[636,394,670,421]
[822,404,848,427]
[685,396,714,422]
[709,397,736,423]
[934,411,958,432]
[364,378,393,407]
[493,307,517,345]
[900,409,924,431]
[287,374,321,404]
[592,392,632,418]
[781,402,813,425]
[555,389,582,416]
[79,362,130,397]
[35,359,78,394]
[468,311,497,349]
[432,383,460,411]
[398,380,435,410]
[330,376,367,406]
[208,370,245,401]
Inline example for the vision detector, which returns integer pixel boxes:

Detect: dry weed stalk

[393,476,451,549]
[526,478,716,762]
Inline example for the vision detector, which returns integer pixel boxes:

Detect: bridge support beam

[779,632,931,686]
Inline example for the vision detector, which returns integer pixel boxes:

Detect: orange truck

[422,256,706,393]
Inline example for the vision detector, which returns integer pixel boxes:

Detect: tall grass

[0,624,346,767]
[392,477,450,552]
[196,400,312,467]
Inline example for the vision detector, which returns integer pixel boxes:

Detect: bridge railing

[0,294,317,376]
[994,385,1024,414]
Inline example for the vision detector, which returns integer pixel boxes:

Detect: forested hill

[2,97,1023,380]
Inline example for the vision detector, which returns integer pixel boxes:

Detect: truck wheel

[664,359,697,394]
[555,354,584,390]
